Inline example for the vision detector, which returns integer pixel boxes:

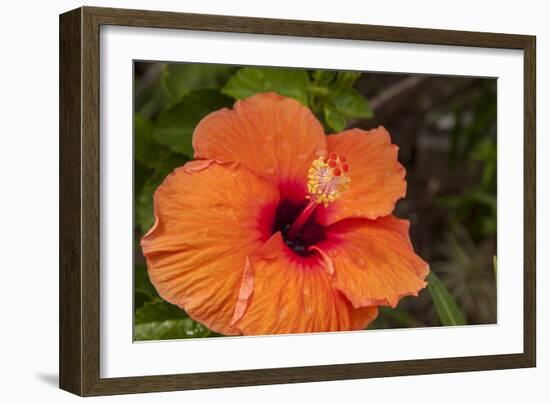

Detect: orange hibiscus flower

[141,92,429,336]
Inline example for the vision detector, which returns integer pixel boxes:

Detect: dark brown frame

[60,6,536,396]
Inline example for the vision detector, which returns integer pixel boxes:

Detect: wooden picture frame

[59,6,536,396]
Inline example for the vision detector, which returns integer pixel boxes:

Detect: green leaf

[154,89,233,157]
[134,259,157,312]
[379,306,422,327]
[137,177,158,234]
[134,263,158,298]
[368,306,422,330]
[308,70,371,129]
[134,115,165,168]
[312,70,337,87]
[135,299,185,324]
[135,63,235,119]
[222,67,311,105]
[335,71,362,87]
[427,271,467,326]
[137,153,188,233]
[163,63,236,105]
[134,319,213,341]
[323,103,347,132]
[134,299,214,340]
[134,161,149,206]
[135,74,170,119]
[134,289,153,311]
[328,88,373,119]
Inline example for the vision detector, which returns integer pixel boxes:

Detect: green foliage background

[133,62,497,340]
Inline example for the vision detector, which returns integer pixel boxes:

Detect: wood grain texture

[523,38,536,367]
[81,6,102,396]
[59,7,83,396]
[86,6,532,49]
[59,6,537,396]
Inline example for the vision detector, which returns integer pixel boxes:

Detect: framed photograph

[59,6,536,396]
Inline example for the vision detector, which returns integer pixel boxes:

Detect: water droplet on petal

[266,167,275,175]
[357,258,366,267]
[305,307,313,315]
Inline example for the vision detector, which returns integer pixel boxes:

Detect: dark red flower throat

[273,196,327,256]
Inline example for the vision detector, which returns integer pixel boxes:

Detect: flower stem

[285,200,317,241]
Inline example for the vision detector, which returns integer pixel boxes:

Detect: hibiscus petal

[315,127,406,225]
[193,92,327,203]
[141,160,279,335]
[311,216,429,308]
[233,233,378,335]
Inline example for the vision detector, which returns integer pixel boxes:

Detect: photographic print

[60,7,535,395]
[133,62,497,340]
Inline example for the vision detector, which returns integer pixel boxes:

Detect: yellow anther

[307,154,350,207]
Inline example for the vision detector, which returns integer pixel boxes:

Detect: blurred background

[133,62,497,340]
